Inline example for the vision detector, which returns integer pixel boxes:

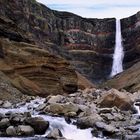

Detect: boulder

[97,89,133,111]
[2,101,12,108]
[0,118,10,129]
[17,125,34,136]
[45,102,79,115]
[76,114,103,129]
[25,117,49,135]
[6,126,17,136]
[47,95,64,104]
[95,122,118,134]
[46,128,63,139]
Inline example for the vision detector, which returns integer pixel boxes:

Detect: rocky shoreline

[0,88,140,140]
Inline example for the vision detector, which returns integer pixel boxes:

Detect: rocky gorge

[0,88,140,140]
[0,0,140,139]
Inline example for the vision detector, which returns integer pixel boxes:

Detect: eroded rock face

[0,0,116,83]
[0,38,78,97]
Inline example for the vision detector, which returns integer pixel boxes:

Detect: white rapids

[0,97,103,140]
[110,19,124,77]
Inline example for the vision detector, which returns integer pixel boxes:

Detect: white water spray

[111,19,124,77]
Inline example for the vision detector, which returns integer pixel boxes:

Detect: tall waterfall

[110,19,124,77]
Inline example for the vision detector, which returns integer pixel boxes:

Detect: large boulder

[97,89,133,111]
[17,125,34,136]
[0,118,10,129]
[25,117,49,135]
[76,114,103,129]
[44,102,79,116]
[6,126,17,136]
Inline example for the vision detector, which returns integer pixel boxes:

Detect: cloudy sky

[37,0,140,19]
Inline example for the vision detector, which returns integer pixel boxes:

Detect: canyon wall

[121,11,140,69]
[0,0,139,92]
[0,0,116,83]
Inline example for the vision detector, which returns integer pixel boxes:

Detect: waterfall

[110,19,124,77]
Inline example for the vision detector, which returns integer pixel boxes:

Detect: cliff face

[0,10,78,97]
[0,0,116,82]
[0,0,140,92]
[121,12,140,69]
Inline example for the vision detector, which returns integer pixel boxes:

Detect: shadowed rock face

[0,0,116,83]
[121,11,140,69]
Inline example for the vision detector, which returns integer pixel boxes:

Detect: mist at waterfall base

[0,98,102,140]
[110,19,124,77]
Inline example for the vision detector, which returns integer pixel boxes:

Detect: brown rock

[97,89,133,111]
[0,39,78,97]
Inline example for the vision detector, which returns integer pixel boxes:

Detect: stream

[0,97,103,140]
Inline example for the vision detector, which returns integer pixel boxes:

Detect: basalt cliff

[0,0,139,100]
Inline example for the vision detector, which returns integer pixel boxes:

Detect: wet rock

[77,114,103,129]
[134,102,140,106]
[65,117,71,124]
[0,113,6,120]
[125,126,139,132]
[46,128,63,139]
[35,103,47,111]
[6,126,17,136]
[27,104,34,110]
[125,135,140,140]
[10,113,24,125]
[2,101,12,108]
[95,122,118,134]
[25,117,49,135]
[17,125,34,136]
[97,89,133,111]
[5,111,13,116]
[0,118,10,129]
